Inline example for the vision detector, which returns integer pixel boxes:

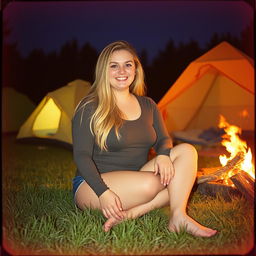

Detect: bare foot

[103,216,123,232]
[169,212,217,237]
[103,204,153,232]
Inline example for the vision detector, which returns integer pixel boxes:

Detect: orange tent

[158,41,254,134]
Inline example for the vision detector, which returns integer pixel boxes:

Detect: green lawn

[2,134,255,255]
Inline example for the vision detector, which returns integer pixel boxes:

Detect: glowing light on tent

[33,98,61,137]
[238,109,249,118]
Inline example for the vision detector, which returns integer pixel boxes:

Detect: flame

[218,115,255,185]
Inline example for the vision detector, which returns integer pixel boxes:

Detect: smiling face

[108,49,136,92]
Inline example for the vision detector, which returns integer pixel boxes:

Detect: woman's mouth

[116,77,128,81]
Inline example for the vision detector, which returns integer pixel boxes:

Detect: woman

[72,40,217,237]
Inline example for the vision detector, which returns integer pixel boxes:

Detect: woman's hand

[99,189,125,220]
[154,155,175,186]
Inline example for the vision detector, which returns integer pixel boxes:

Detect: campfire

[197,115,255,202]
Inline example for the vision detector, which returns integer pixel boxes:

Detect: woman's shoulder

[73,97,96,119]
[136,95,157,108]
[77,96,96,110]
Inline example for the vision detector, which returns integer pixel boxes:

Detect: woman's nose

[118,66,125,74]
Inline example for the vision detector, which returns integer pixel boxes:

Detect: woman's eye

[126,63,133,67]
[110,64,118,68]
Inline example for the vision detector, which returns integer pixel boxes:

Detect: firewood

[197,174,219,184]
[196,181,241,201]
[230,170,255,202]
[197,152,245,184]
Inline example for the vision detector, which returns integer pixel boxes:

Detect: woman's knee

[141,173,163,200]
[172,143,198,160]
[182,143,197,155]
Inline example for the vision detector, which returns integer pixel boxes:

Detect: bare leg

[74,170,165,231]
[76,143,217,236]
[104,188,169,231]
[107,143,217,236]
[166,144,217,237]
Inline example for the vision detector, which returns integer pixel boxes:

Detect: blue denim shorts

[72,176,85,199]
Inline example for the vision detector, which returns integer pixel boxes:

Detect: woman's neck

[113,89,133,105]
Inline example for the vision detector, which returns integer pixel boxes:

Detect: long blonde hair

[77,40,146,151]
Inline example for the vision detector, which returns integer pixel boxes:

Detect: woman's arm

[151,99,173,154]
[151,99,175,185]
[72,103,109,197]
[72,102,125,220]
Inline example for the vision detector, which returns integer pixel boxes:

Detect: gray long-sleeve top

[72,95,173,197]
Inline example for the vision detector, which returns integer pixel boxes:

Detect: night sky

[3,1,253,63]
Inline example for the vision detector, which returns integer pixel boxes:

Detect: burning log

[230,170,255,202]
[196,181,241,202]
[197,116,255,201]
[197,152,245,184]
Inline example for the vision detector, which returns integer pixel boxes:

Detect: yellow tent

[17,79,91,145]
[158,41,254,135]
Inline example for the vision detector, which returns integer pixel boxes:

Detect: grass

[2,134,255,255]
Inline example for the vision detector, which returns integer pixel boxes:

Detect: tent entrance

[32,98,61,137]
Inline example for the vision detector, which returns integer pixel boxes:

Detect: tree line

[3,20,253,104]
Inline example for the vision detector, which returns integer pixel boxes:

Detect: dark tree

[240,20,254,58]
[205,32,241,53]
[77,42,98,83]
[57,39,80,86]
[44,51,59,93]
[146,39,177,102]
[23,49,47,103]
[147,39,202,103]
[3,19,25,93]
[139,49,149,68]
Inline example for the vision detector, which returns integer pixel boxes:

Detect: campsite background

[2,1,255,255]
[3,1,254,106]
